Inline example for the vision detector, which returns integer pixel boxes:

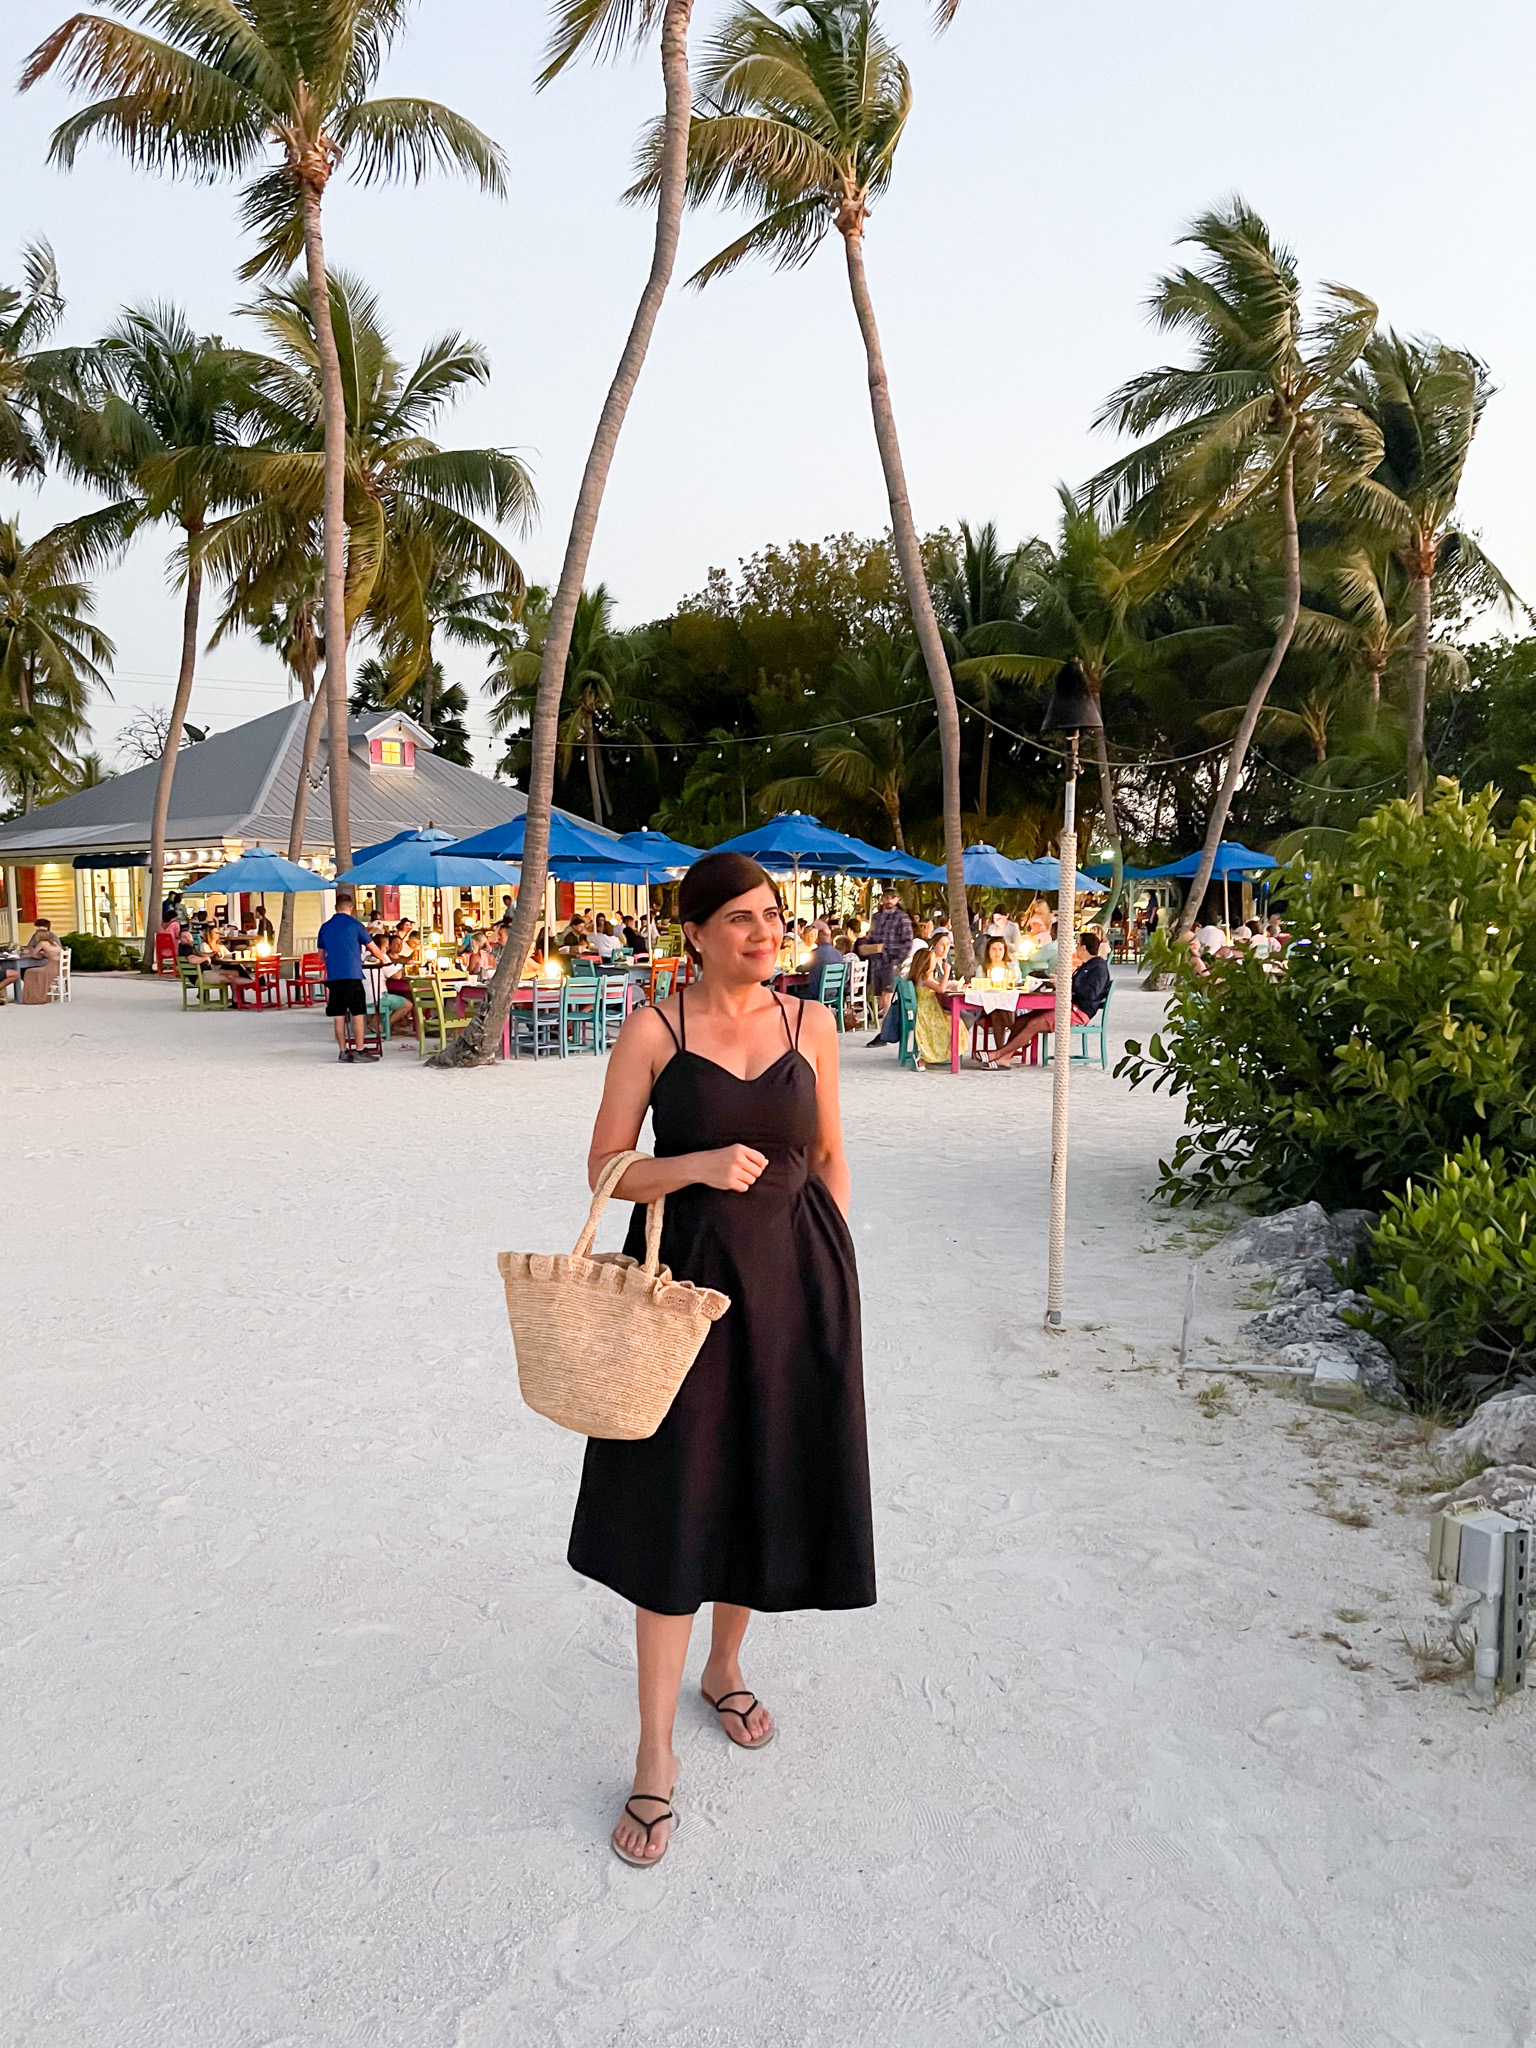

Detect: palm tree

[24,0,508,875]
[638,0,974,969]
[926,521,1032,820]
[204,271,529,926]
[53,306,267,964]
[758,635,934,849]
[0,241,66,482]
[489,585,667,827]
[0,516,114,814]
[1333,334,1523,807]
[1085,199,1377,931]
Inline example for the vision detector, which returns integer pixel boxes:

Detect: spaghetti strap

[771,991,795,1053]
[794,996,805,1049]
[654,1003,682,1054]
[677,985,687,1049]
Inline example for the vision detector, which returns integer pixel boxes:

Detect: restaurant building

[0,704,626,946]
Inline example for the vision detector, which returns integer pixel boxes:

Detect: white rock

[1432,1393,1536,1471]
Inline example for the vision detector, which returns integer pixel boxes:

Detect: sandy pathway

[2,975,1531,2047]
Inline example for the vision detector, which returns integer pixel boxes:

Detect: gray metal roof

[0,705,616,862]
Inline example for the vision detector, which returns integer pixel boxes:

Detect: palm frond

[333,97,508,195]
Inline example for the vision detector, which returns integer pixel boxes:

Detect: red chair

[232,959,282,1010]
[153,930,178,975]
[286,952,326,1007]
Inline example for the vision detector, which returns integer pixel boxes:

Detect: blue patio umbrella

[179,847,329,894]
[1133,841,1277,880]
[1010,856,1107,895]
[709,812,889,874]
[351,826,455,865]
[446,811,624,865]
[613,827,703,870]
[334,841,519,889]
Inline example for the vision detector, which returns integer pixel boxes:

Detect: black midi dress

[568,991,876,1616]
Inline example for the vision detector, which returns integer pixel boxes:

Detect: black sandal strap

[709,1690,759,1723]
[623,1797,674,1839]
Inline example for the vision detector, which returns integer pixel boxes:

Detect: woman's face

[685,884,784,982]
[984,937,1007,968]
[932,932,951,963]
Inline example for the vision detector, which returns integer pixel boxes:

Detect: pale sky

[6,0,1534,775]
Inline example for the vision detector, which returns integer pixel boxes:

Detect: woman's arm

[587,1007,767,1201]
[801,1002,851,1220]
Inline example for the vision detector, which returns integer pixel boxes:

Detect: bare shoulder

[798,998,841,1058]
[618,1001,676,1056]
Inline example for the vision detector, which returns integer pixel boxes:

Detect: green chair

[408,975,470,1060]
[568,955,598,980]
[560,979,601,1055]
[179,960,231,1010]
[814,958,848,1028]
[894,977,920,1069]
[1069,977,1114,1069]
[1038,978,1115,1071]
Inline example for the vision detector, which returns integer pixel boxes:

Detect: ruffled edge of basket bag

[497,1249,729,1322]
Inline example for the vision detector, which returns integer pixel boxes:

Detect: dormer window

[370,735,415,770]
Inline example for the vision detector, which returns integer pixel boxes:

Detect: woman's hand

[695,1144,769,1193]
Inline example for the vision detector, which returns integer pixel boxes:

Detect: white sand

[3,973,1532,2047]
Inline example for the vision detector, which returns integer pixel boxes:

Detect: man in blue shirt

[316,889,386,1062]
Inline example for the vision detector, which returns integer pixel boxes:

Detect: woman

[972,933,1018,1055]
[573,851,873,1868]
[905,942,957,1067]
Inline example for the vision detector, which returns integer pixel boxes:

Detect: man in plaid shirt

[865,889,913,1023]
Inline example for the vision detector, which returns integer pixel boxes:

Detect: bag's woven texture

[498,1149,730,1440]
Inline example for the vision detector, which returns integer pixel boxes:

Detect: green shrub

[61,930,139,971]
[1118,783,1536,1208]
[1359,1141,1536,1410]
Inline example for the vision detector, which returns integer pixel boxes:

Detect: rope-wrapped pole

[1046,735,1079,1332]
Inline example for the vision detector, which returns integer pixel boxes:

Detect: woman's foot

[700,1659,775,1747]
[611,1751,678,1864]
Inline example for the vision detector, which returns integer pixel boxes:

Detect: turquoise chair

[894,977,920,1069]
[814,958,848,1029]
[1039,977,1115,1070]
[560,979,601,1055]
[568,955,598,980]
[1069,976,1114,1069]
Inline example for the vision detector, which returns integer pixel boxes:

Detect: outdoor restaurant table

[936,984,1058,1074]
[0,955,32,1001]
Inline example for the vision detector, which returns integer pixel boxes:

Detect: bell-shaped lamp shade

[1041,660,1103,734]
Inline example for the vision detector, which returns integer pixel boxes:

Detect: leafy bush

[61,930,139,970]
[1359,1142,1536,1410]
[1118,783,1536,1208]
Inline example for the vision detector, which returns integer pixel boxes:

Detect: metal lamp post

[1042,662,1103,1332]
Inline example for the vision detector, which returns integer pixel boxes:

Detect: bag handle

[573,1149,666,1274]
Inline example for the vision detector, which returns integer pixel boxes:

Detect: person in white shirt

[591,914,621,961]
[1196,922,1226,954]
[986,908,1021,959]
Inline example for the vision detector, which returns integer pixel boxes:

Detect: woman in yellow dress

[905,944,957,1067]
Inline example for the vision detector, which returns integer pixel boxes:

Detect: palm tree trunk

[1176,451,1302,936]
[1405,558,1433,812]
[19,653,34,813]
[278,683,327,958]
[841,226,972,976]
[301,185,353,877]
[141,528,202,968]
[884,791,906,852]
[585,714,604,826]
[1091,717,1127,928]
[438,0,696,1066]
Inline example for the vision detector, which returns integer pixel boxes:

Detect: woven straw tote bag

[498,1149,730,1440]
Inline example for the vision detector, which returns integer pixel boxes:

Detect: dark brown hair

[678,851,782,962]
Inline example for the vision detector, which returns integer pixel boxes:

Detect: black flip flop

[701,1687,777,1750]
[611,1791,678,1868]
